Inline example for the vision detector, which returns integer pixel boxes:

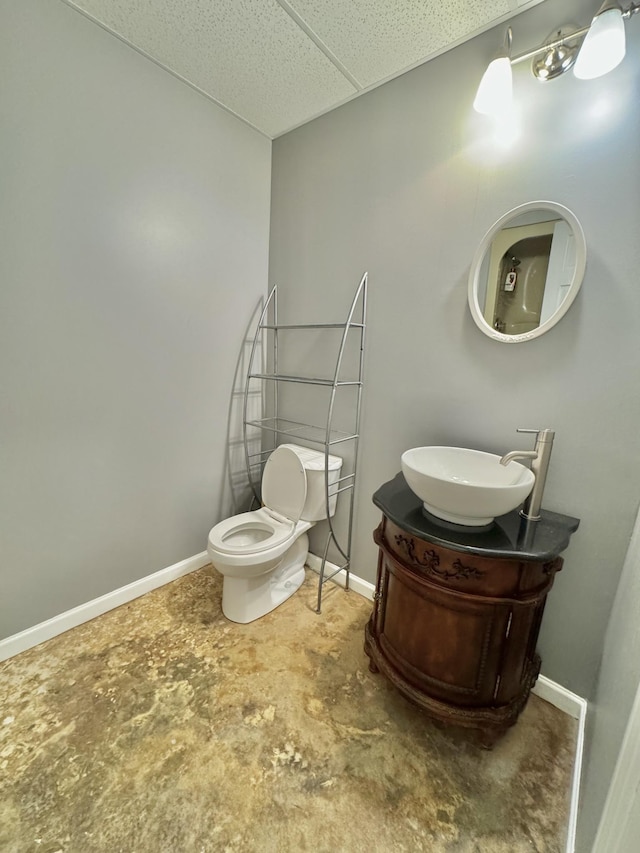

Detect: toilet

[207,443,343,623]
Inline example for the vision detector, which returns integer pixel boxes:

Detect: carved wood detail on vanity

[365,514,565,746]
[393,534,485,581]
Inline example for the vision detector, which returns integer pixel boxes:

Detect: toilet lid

[262,445,307,523]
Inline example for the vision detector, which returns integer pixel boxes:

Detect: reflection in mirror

[469,202,586,343]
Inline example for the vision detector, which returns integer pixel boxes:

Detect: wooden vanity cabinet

[364,477,579,746]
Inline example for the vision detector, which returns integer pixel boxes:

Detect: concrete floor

[0,567,577,852]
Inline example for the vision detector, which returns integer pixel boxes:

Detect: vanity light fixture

[474,0,640,116]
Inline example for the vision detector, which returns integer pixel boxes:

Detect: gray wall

[270,0,640,702]
[0,0,271,638]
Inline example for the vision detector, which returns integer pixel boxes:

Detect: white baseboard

[532,673,587,853]
[532,674,585,721]
[306,553,376,601]
[530,677,588,853]
[0,551,210,662]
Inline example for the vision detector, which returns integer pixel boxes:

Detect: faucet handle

[517,427,555,442]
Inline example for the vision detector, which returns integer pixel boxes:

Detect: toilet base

[221,534,309,624]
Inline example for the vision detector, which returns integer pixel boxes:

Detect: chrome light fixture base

[532,29,586,80]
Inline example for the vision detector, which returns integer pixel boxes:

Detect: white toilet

[207,443,343,623]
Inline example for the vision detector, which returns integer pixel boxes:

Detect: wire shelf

[242,273,367,613]
[244,417,358,446]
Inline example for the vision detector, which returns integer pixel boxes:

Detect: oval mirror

[468,201,586,343]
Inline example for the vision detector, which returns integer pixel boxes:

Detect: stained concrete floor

[0,568,577,853]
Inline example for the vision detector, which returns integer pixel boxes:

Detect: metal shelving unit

[242,272,367,612]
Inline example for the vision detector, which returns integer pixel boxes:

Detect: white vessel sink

[401,446,535,526]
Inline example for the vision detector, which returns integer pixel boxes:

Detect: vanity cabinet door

[376,551,509,707]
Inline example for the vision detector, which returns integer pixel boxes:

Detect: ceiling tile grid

[284,0,513,88]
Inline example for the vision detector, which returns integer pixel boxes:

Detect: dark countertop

[373,473,580,561]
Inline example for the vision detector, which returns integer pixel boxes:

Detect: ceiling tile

[68,0,357,137]
[286,0,513,88]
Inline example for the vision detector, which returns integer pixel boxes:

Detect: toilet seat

[209,445,309,556]
[209,507,296,555]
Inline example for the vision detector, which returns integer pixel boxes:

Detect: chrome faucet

[500,428,555,521]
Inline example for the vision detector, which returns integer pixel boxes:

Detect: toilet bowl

[207,443,342,623]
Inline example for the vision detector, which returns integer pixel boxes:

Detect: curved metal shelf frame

[242,272,367,613]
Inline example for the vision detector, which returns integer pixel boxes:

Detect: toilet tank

[279,444,343,522]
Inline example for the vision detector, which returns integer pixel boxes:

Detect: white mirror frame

[468,200,587,343]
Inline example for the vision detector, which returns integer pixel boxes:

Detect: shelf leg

[315,533,332,614]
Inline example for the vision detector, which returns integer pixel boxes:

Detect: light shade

[473,56,513,116]
[574,5,626,79]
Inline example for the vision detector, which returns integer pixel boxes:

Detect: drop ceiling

[64,0,547,138]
